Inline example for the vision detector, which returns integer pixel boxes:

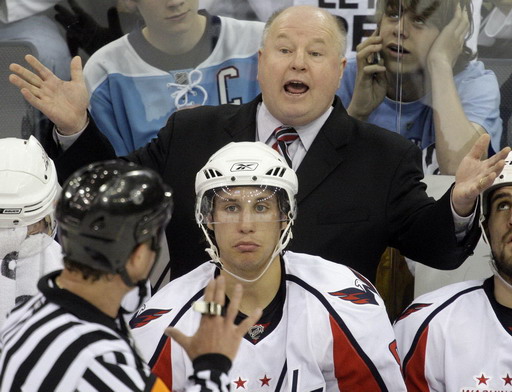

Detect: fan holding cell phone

[338,0,502,176]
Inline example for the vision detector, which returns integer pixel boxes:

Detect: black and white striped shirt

[0,272,231,392]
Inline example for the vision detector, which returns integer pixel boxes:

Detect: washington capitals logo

[329,273,379,306]
[247,322,271,343]
[396,303,432,322]
[129,308,172,329]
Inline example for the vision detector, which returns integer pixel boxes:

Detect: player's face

[136,0,200,35]
[257,6,346,127]
[209,187,285,280]
[379,7,440,75]
[488,186,512,280]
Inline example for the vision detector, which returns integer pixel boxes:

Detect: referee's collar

[38,271,119,331]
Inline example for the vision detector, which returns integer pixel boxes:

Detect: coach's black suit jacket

[47,95,480,283]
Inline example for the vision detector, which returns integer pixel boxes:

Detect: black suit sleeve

[386,143,480,269]
[42,113,176,185]
[123,113,176,174]
[42,118,117,184]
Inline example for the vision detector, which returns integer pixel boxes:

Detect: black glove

[54,0,123,56]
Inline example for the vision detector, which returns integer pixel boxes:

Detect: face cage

[198,186,293,225]
[196,186,295,283]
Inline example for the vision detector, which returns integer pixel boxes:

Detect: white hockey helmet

[195,141,298,224]
[481,151,512,221]
[194,142,298,282]
[0,136,59,229]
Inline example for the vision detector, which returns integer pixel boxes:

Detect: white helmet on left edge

[0,136,59,259]
[0,136,59,228]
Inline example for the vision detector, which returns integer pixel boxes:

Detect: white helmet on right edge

[481,151,512,222]
[195,141,298,282]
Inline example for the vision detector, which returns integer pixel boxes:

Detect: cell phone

[370,51,381,65]
[370,26,381,65]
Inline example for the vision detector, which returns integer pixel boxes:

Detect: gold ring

[479,177,485,189]
[192,300,223,316]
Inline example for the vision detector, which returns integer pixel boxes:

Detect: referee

[0,160,260,392]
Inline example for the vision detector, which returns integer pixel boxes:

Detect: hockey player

[129,142,407,392]
[0,136,62,327]
[394,151,512,391]
[0,159,260,392]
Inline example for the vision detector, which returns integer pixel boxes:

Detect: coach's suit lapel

[296,97,351,204]
[224,95,262,141]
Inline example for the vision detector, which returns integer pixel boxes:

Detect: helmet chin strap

[489,254,512,291]
[118,241,162,314]
[117,268,149,314]
[117,277,149,336]
[201,218,294,283]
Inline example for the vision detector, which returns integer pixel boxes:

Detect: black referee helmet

[56,160,173,281]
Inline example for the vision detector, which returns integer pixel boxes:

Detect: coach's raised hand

[9,55,89,135]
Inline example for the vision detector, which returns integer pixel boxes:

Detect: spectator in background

[0,136,62,327]
[54,0,142,57]
[82,0,264,155]
[340,0,502,175]
[0,0,71,80]
[0,0,73,140]
[394,151,512,391]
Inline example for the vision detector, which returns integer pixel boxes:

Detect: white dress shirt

[256,101,333,170]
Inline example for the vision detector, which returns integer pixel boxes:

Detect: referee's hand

[165,276,262,361]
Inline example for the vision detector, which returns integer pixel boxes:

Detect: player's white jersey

[130,251,406,392]
[394,277,512,392]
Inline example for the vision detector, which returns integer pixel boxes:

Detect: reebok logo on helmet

[0,208,22,214]
[231,162,258,172]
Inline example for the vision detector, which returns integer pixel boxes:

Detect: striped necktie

[272,126,299,167]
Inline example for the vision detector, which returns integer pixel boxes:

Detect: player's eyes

[497,201,511,211]
[225,205,239,213]
[255,204,269,213]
